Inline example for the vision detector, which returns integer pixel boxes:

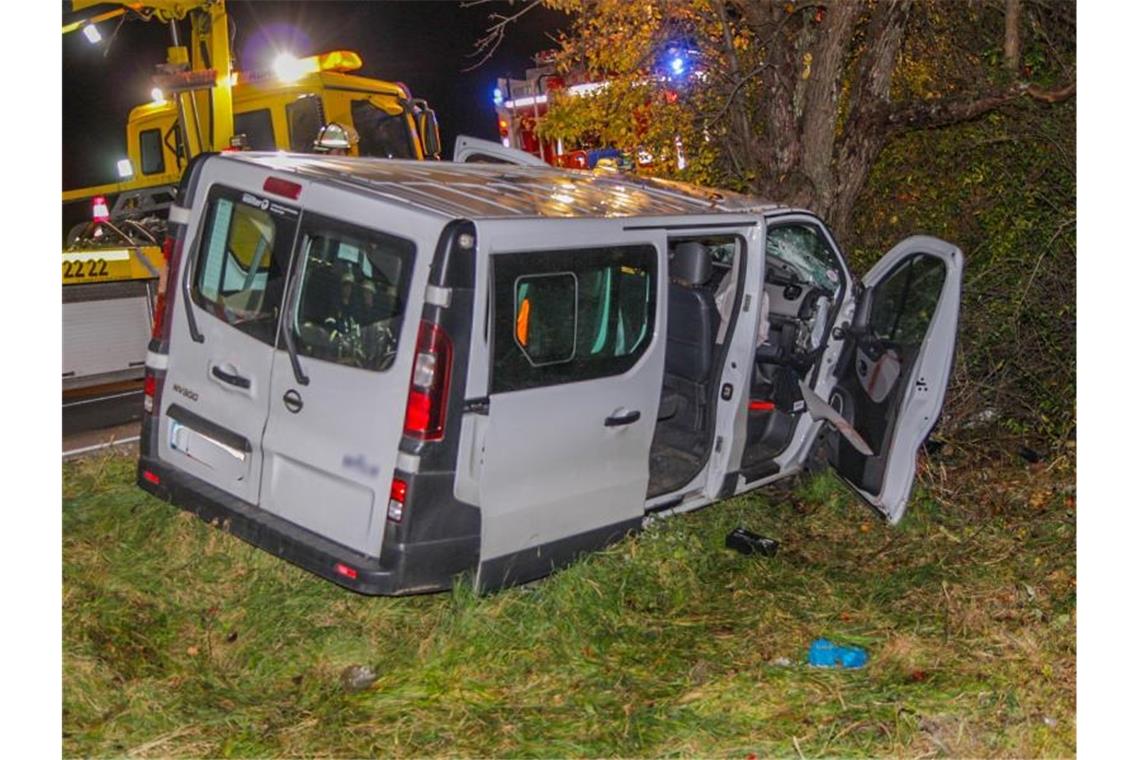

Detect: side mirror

[413,100,441,158]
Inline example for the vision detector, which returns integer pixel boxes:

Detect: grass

[63,444,1075,758]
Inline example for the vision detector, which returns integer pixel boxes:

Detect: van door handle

[604,409,641,427]
[211,365,251,389]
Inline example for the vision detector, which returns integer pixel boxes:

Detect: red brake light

[749,400,775,412]
[263,176,302,200]
[334,562,358,580]
[151,291,167,339]
[151,235,177,340]
[402,321,452,441]
[142,470,160,485]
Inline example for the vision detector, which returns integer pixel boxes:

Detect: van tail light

[143,372,157,414]
[151,235,177,340]
[387,478,408,522]
[402,320,452,441]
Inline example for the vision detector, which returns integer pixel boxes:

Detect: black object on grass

[726,528,779,557]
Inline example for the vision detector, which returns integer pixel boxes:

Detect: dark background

[62,0,568,190]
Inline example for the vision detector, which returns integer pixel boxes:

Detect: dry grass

[63,441,1075,757]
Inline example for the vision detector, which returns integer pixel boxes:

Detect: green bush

[849,100,1075,446]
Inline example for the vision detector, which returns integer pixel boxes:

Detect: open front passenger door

[824,236,963,523]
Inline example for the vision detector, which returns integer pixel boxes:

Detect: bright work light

[117,159,133,178]
[83,24,102,44]
[151,87,165,104]
[274,52,316,83]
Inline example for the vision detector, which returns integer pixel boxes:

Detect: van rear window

[290,213,415,372]
[492,245,656,393]
[190,185,299,344]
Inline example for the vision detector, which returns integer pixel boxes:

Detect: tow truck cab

[138,152,962,595]
[121,51,442,193]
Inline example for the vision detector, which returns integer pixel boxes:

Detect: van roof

[218,153,782,220]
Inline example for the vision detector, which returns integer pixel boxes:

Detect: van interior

[647,225,843,498]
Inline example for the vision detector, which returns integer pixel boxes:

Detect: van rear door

[258,186,438,558]
[156,171,300,505]
[464,218,668,591]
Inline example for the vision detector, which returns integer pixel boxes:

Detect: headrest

[671,241,712,286]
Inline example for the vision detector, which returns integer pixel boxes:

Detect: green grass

[63,450,1075,757]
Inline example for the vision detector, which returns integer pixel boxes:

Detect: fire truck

[492,51,693,172]
[62,0,442,395]
[491,53,627,171]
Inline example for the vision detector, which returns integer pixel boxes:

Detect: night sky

[61,0,569,190]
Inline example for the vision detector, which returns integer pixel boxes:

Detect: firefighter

[313,123,359,155]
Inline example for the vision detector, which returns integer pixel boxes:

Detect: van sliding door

[465,218,668,592]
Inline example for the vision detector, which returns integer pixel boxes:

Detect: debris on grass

[1018,445,1042,463]
[807,638,868,669]
[724,527,779,556]
[339,664,377,692]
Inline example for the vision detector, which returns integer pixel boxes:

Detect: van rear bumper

[136,456,474,596]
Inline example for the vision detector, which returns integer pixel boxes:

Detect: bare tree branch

[461,0,545,72]
[884,80,1075,133]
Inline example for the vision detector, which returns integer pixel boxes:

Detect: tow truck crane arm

[64,1,234,158]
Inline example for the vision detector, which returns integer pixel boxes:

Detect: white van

[137,150,962,595]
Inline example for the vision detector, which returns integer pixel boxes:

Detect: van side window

[190,186,298,344]
[139,128,164,175]
[869,253,947,347]
[492,245,656,393]
[290,214,415,372]
[233,109,276,151]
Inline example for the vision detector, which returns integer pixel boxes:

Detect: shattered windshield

[764,224,841,293]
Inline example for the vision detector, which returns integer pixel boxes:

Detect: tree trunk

[799,2,860,215]
[829,0,913,242]
[1004,0,1022,73]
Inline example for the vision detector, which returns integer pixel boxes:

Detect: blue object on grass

[808,638,868,669]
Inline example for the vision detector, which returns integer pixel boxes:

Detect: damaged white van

[137,150,962,594]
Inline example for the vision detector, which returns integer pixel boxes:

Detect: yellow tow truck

[62,0,442,393]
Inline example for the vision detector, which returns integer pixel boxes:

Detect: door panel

[259,189,436,558]
[828,236,963,522]
[472,219,667,587]
[452,134,548,166]
[157,179,300,505]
